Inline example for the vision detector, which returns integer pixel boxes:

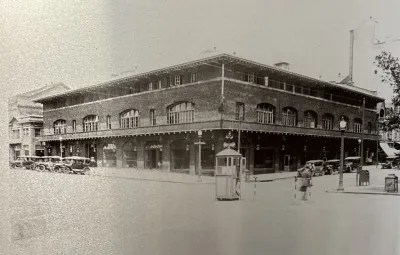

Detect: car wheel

[30,164,36,170]
[38,165,45,172]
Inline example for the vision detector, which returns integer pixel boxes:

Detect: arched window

[167,102,195,124]
[353,118,362,133]
[120,109,140,128]
[282,107,297,126]
[379,109,385,118]
[257,103,275,124]
[340,115,350,131]
[83,115,98,132]
[304,110,317,128]
[54,119,67,134]
[322,113,334,130]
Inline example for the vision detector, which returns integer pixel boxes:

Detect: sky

[1,0,400,102]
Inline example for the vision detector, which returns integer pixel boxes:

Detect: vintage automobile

[10,157,24,168]
[381,156,400,169]
[61,156,91,174]
[36,156,63,172]
[323,159,340,175]
[297,160,325,177]
[17,156,42,170]
[344,156,361,173]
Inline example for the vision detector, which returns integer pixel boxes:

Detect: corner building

[36,54,383,175]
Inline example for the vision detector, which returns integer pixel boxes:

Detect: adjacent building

[9,83,70,160]
[35,54,383,174]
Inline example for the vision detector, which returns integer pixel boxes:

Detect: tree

[375,51,400,131]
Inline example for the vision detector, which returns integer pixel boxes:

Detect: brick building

[9,83,70,160]
[35,54,383,174]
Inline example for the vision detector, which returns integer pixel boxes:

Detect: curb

[326,189,400,196]
[247,176,296,183]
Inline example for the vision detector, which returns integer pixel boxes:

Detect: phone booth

[215,148,245,201]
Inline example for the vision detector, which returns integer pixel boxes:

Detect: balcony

[39,119,379,142]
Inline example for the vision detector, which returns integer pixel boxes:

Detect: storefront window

[254,149,274,169]
[122,142,137,168]
[102,143,117,167]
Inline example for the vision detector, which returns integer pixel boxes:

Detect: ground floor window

[103,143,117,167]
[171,140,190,172]
[122,142,137,168]
[201,146,215,169]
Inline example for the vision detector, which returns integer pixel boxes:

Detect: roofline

[34,53,384,103]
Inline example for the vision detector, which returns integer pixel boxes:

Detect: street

[6,168,400,255]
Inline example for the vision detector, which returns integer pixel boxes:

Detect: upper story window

[23,127,30,137]
[120,109,140,128]
[322,113,334,130]
[150,109,156,126]
[282,107,297,127]
[106,115,112,129]
[191,72,197,83]
[340,115,350,131]
[235,102,245,121]
[304,110,317,128]
[174,75,182,86]
[54,119,67,134]
[83,115,99,132]
[34,128,41,137]
[243,73,255,83]
[11,129,20,139]
[264,76,269,86]
[167,102,195,124]
[353,118,362,133]
[257,103,275,124]
[72,120,76,132]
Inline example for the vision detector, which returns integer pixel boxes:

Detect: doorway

[145,149,161,169]
[284,154,291,172]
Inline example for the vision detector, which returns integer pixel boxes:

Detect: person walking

[298,163,313,200]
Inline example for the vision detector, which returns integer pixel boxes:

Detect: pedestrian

[299,163,313,200]
[157,161,162,169]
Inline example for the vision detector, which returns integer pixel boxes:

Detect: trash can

[358,170,370,186]
[385,174,399,192]
[215,148,243,201]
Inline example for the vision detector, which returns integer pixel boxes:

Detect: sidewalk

[87,167,298,184]
[326,167,400,196]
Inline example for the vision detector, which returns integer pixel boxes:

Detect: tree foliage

[375,51,400,131]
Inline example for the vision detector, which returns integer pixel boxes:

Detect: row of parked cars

[381,156,400,169]
[10,156,94,174]
[298,156,361,177]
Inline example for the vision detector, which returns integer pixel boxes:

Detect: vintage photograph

[2,1,400,254]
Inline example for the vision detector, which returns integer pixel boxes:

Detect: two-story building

[35,54,384,174]
[8,83,70,160]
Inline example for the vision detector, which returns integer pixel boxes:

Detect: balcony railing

[40,119,379,142]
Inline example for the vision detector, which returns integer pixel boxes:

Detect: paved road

[5,168,400,255]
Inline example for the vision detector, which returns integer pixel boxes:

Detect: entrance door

[284,155,291,172]
[145,149,158,169]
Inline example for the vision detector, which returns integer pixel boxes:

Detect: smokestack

[349,30,354,84]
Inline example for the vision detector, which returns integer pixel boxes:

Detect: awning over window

[380,142,400,157]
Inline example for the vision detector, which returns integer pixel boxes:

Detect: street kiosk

[215,148,245,201]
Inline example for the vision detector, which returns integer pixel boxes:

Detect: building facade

[9,83,70,160]
[36,54,383,174]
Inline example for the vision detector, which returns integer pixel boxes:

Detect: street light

[194,130,205,182]
[338,118,347,191]
[358,139,362,156]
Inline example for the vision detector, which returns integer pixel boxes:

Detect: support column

[116,140,123,168]
[189,143,196,175]
[137,139,144,169]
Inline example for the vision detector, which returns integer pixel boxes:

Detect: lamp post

[338,118,347,191]
[194,130,206,182]
[356,138,361,186]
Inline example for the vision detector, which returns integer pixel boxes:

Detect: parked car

[323,159,340,175]
[63,156,91,174]
[36,156,63,172]
[381,156,400,169]
[18,156,41,170]
[10,157,24,168]
[298,160,325,177]
[344,156,360,173]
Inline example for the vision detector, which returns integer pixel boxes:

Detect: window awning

[379,142,400,157]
